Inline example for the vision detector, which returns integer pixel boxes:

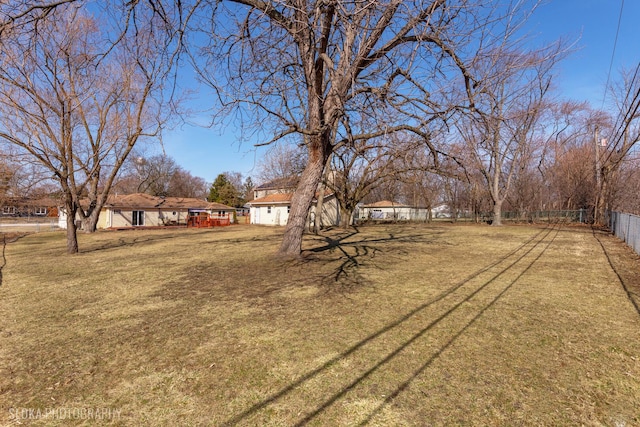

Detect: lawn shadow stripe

[222,225,555,426]
[292,225,560,426]
[356,224,562,426]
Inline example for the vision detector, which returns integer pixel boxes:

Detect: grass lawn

[1,224,639,426]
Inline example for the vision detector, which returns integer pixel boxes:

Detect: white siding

[250,196,340,227]
[250,205,289,226]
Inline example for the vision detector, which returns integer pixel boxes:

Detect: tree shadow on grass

[79,229,215,253]
[293,228,446,294]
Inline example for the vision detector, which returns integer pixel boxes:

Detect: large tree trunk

[279,147,327,256]
[80,206,100,233]
[492,199,503,226]
[65,201,79,254]
[340,208,353,229]
[313,154,333,234]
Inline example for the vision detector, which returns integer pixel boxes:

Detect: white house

[248,178,340,227]
[58,193,235,229]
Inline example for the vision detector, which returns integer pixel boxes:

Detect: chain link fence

[0,217,59,233]
[609,211,640,255]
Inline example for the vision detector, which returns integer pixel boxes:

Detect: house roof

[362,200,410,208]
[248,193,293,205]
[254,176,299,191]
[101,193,234,210]
[1,196,61,207]
[206,201,236,211]
[248,191,334,206]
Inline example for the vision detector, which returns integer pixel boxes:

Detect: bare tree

[330,128,448,227]
[329,139,406,227]
[593,66,640,223]
[256,144,307,184]
[134,155,180,196]
[611,157,640,215]
[192,0,541,256]
[0,3,180,253]
[114,154,208,198]
[455,43,564,225]
[535,102,617,221]
[242,176,255,202]
[0,0,77,37]
[168,170,209,199]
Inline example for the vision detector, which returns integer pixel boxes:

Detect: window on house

[267,206,272,214]
[287,206,290,214]
[34,207,47,216]
[2,206,16,215]
[132,210,145,226]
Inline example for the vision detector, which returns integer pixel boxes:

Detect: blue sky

[160,0,638,184]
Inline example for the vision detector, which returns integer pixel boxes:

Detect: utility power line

[601,0,625,109]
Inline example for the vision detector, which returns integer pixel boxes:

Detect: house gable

[253,176,299,199]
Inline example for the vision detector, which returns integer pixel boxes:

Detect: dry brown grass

[0,223,639,426]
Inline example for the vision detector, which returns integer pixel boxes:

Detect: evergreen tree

[208,174,240,206]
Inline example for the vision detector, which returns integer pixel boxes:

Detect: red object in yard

[187,212,231,228]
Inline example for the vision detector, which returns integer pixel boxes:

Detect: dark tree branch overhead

[0,0,76,37]
[190,0,540,255]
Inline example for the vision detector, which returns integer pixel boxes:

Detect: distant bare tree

[611,158,640,215]
[134,155,180,197]
[535,103,610,219]
[114,154,208,198]
[222,171,244,195]
[256,144,307,184]
[168,170,209,199]
[399,164,443,216]
[242,176,254,202]
[455,43,565,225]
[330,129,448,226]
[328,139,407,227]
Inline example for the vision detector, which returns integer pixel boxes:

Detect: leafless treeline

[1,1,639,255]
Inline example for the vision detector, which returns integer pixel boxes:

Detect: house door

[132,210,145,226]
[253,207,260,224]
